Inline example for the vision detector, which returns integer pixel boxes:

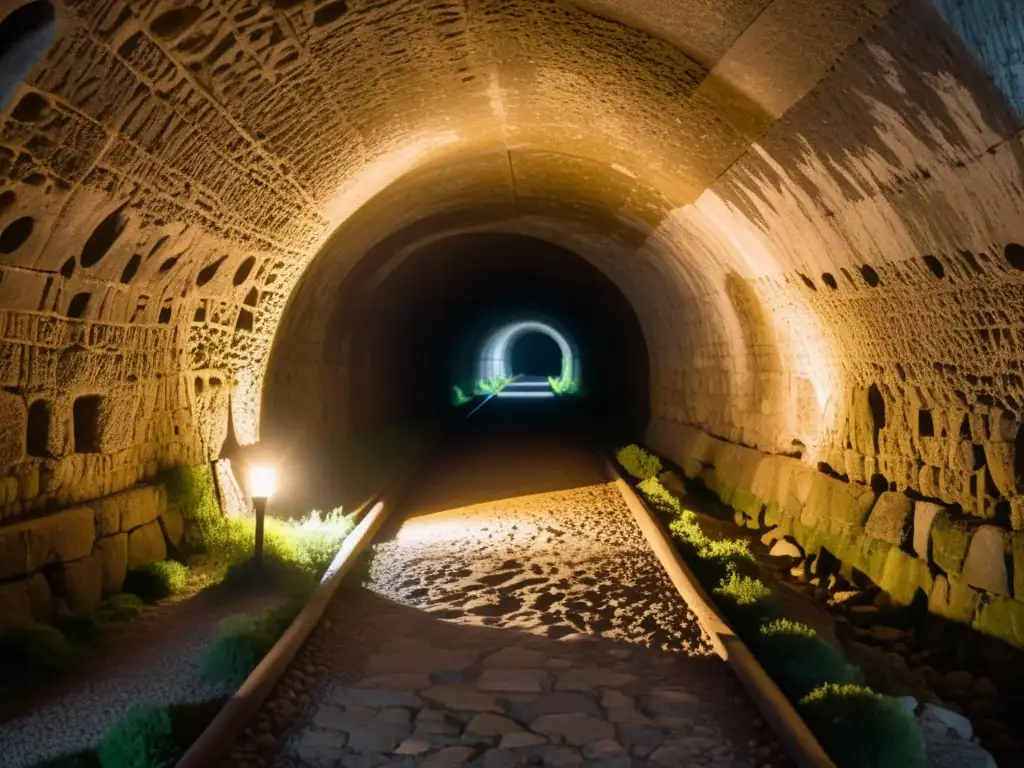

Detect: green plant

[712,567,780,634]
[756,620,858,700]
[617,444,662,480]
[451,384,472,406]
[163,465,222,556]
[799,684,926,768]
[199,600,302,685]
[0,623,75,685]
[123,561,190,603]
[548,358,580,396]
[97,700,225,768]
[96,594,144,623]
[474,375,513,395]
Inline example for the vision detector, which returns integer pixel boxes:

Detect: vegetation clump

[199,600,302,685]
[123,561,190,603]
[0,623,75,686]
[96,700,224,768]
[617,444,662,480]
[451,384,472,406]
[799,684,926,768]
[474,375,513,395]
[622,444,924,768]
[548,358,581,396]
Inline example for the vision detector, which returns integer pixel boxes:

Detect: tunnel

[1,0,1024,765]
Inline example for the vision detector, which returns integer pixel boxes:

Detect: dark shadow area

[510,332,563,377]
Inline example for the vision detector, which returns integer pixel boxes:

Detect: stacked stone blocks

[649,418,1024,650]
[0,481,182,629]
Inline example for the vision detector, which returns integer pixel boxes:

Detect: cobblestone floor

[228,427,788,767]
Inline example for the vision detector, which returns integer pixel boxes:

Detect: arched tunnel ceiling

[0,0,1023,529]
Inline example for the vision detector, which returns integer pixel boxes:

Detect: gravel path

[0,589,275,767]
[228,424,789,767]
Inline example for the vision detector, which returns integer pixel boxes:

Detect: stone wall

[647,417,1024,651]
[0,481,182,629]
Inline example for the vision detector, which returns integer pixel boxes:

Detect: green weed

[799,684,926,768]
[199,600,303,685]
[756,619,858,700]
[617,444,662,480]
[123,561,190,603]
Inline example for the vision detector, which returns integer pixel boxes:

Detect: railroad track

[181,403,829,768]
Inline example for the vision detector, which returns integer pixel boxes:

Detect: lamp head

[248,465,278,500]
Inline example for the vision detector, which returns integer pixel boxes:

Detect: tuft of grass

[712,567,781,635]
[96,700,225,768]
[451,385,472,407]
[123,561,190,603]
[617,444,662,480]
[799,684,926,768]
[638,476,681,516]
[199,600,303,685]
[96,594,144,623]
[474,375,512,395]
[549,358,581,396]
[163,466,222,557]
[0,624,75,685]
[756,619,858,700]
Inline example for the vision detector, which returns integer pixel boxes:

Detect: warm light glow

[248,465,278,500]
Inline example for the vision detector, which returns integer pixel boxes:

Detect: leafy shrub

[798,684,926,768]
[53,614,107,646]
[96,594,144,623]
[617,444,662,480]
[164,465,222,557]
[0,623,75,685]
[97,700,225,768]
[756,620,858,700]
[712,568,780,635]
[549,358,580,396]
[638,476,681,516]
[474,375,512,395]
[451,385,472,406]
[199,600,302,685]
[123,561,190,603]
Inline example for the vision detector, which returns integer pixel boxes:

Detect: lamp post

[248,465,278,569]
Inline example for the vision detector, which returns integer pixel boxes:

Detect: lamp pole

[253,495,267,569]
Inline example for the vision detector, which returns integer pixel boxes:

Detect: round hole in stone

[67,292,90,318]
[150,5,203,40]
[1004,243,1024,271]
[120,253,141,283]
[196,254,227,286]
[860,264,881,287]
[821,272,838,290]
[159,256,179,273]
[11,91,49,122]
[798,273,816,291]
[923,254,945,279]
[60,256,75,278]
[81,206,127,267]
[194,377,204,396]
[313,0,348,26]
[233,255,256,286]
[0,215,34,253]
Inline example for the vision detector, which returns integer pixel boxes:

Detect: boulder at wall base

[0,573,52,630]
[973,596,1024,650]
[159,507,184,548]
[912,501,944,560]
[865,492,913,547]
[0,505,96,580]
[49,550,104,615]
[930,513,975,576]
[928,575,981,625]
[801,473,875,533]
[879,548,933,607]
[127,521,167,568]
[95,533,128,596]
[961,526,1009,596]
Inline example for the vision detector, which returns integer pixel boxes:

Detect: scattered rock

[769,539,803,559]
[476,667,549,693]
[422,746,476,767]
[394,738,432,755]
[920,703,973,739]
[465,713,522,737]
[530,712,614,745]
[422,685,501,713]
[499,731,547,748]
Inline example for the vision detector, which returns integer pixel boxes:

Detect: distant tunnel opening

[510,333,562,378]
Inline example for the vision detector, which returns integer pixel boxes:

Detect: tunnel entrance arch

[478,320,579,384]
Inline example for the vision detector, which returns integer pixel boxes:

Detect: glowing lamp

[247,464,277,568]
[248,465,278,500]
